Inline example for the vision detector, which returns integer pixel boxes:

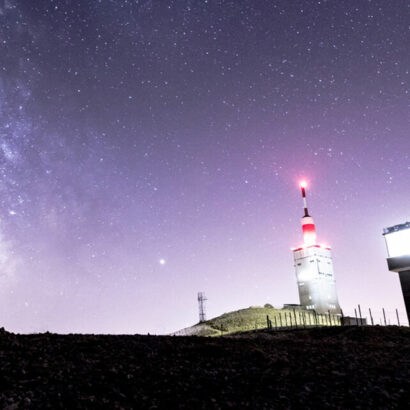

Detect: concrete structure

[383,222,410,322]
[292,182,341,314]
[341,316,367,326]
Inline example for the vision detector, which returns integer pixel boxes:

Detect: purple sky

[0,0,409,334]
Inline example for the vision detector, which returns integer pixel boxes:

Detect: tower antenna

[300,181,309,217]
[197,292,207,323]
[292,181,341,315]
[299,181,316,245]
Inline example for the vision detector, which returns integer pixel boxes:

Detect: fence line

[264,306,408,331]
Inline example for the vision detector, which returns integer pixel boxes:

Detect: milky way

[0,0,409,333]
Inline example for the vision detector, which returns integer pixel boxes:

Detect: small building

[383,222,410,322]
[341,316,367,326]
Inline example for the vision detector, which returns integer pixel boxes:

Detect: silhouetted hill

[0,326,409,408]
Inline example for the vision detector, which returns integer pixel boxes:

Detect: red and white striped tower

[292,181,341,314]
[300,181,317,246]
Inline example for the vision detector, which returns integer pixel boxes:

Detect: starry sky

[0,0,409,334]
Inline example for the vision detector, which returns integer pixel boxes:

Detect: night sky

[0,0,409,334]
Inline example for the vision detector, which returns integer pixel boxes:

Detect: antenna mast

[299,181,317,245]
[300,181,310,217]
[197,292,207,323]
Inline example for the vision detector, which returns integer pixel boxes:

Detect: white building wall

[293,245,341,314]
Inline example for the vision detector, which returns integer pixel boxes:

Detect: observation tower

[292,182,341,314]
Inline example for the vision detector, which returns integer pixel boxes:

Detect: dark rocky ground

[0,326,409,409]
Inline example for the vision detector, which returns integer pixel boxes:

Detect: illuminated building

[383,222,410,321]
[292,182,341,314]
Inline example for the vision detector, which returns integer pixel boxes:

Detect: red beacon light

[300,180,308,189]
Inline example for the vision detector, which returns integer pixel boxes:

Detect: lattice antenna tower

[197,292,207,323]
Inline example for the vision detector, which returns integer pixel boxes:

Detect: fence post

[358,304,362,326]
[266,315,270,329]
[279,313,283,328]
[354,308,358,326]
[289,312,293,329]
[274,316,278,330]
[383,308,387,326]
[328,310,332,326]
[369,308,374,326]
[396,309,400,326]
[293,309,297,328]
[341,309,345,326]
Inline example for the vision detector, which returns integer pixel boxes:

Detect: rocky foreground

[0,326,409,409]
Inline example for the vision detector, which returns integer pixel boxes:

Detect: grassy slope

[186,306,337,336]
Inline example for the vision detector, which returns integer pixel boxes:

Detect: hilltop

[172,304,338,336]
[0,326,409,408]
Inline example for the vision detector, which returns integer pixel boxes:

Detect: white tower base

[293,244,341,314]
